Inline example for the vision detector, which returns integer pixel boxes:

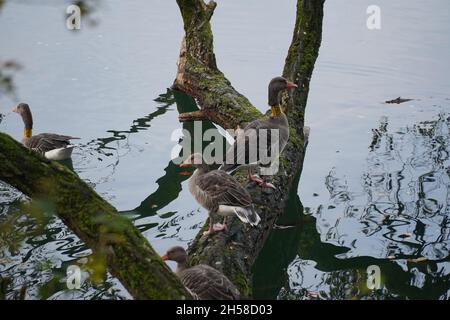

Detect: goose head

[268,76,297,107]
[161,246,188,264]
[180,153,206,169]
[12,103,33,137]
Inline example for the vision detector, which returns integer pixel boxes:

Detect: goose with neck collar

[11,103,79,160]
[219,76,297,188]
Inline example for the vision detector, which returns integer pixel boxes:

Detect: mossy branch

[0,133,191,300]
[174,0,324,297]
[283,0,325,134]
[178,110,208,122]
[174,0,261,128]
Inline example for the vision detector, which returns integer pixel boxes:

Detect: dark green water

[0,0,449,299]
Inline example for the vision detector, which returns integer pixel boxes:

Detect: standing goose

[180,153,261,236]
[219,76,297,188]
[161,246,241,300]
[12,103,79,160]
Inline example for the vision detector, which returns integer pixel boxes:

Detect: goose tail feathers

[233,205,261,227]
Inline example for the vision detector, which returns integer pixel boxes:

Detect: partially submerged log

[0,133,190,300]
[174,0,324,296]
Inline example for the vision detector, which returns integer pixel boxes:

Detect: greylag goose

[219,76,297,188]
[162,246,241,300]
[12,103,79,160]
[180,153,261,235]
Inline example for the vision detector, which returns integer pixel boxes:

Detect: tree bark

[173,0,261,128]
[174,0,324,297]
[0,0,324,300]
[0,133,191,300]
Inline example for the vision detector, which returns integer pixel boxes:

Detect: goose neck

[271,105,283,117]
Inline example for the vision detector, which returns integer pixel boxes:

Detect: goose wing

[196,170,252,208]
[24,133,79,154]
[180,265,241,300]
[220,118,278,173]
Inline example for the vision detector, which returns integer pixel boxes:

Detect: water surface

[0,0,449,299]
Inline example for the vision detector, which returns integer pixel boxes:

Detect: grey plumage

[12,103,79,160]
[219,113,289,174]
[234,206,260,226]
[189,167,261,226]
[22,133,79,156]
[219,76,295,175]
[163,246,241,300]
[179,264,241,300]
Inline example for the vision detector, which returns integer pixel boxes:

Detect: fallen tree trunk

[0,133,190,300]
[174,0,324,296]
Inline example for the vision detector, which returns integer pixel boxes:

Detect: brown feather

[220,113,289,173]
[192,170,252,212]
[22,133,80,155]
[178,264,241,300]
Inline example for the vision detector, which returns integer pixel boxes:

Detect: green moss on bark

[174,0,325,298]
[0,133,190,300]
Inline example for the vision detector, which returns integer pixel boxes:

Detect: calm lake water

[1,0,449,299]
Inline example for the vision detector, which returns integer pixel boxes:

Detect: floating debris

[385,97,413,104]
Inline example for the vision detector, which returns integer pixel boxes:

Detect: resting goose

[162,246,241,300]
[181,153,261,236]
[12,103,79,160]
[219,76,297,188]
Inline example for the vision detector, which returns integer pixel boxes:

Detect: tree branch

[0,133,191,300]
[174,0,261,129]
[174,0,325,297]
[0,0,324,300]
[178,110,208,122]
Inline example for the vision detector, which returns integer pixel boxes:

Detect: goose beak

[286,81,298,89]
[161,254,168,261]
